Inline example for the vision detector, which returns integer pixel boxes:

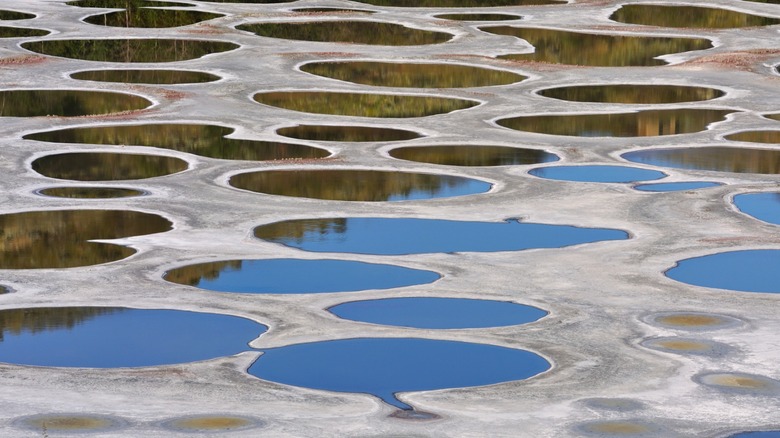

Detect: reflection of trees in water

[277,125,421,142]
[611,5,780,28]
[766,114,780,122]
[482,27,712,66]
[0,26,48,37]
[255,218,347,244]
[390,145,557,166]
[726,130,780,144]
[231,170,480,201]
[71,69,219,84]
[0,10,36,20]
[67,0,190,7]
[25,124,329,161]
[624,147,780,174]
[38,187,144,199]
[254,92,477,118]
[0,90,150,117]
[301,62,524,88]
[539,85,723,104]
[32,152,188,181]
[0,307,123,341]
[83,9,223,28]
[0,210,172,268]
[436,13,521,21]
[352,0,562,6]
[237,21,451,46]
[22,39,238,63]
[498,109,734,137]
[164,260,243,286]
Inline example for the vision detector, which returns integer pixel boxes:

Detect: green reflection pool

[350,0,563,6]
[300,61,525,88]
[0,26,48,38]
[277,125,422,142]
[481,26,712,66]
[83,8,223,28]
[22,39,239,62]
[71,69,220,84]
[0,10,36,20]
[610,5,780,29]
[229,169,491,201]
[0,210,171,268]
[37,187,146,199]
[497,109,735,137]
[435,13,522,21]
[538,85,723,104]
[237,21,452,45]
[254,91,478,118]
[0,90,150,117]
[389,145,558,166]
[24,124,329,161]
[32,152,188,181]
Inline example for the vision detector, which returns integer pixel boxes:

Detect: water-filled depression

[610,5,780,28]
[633,182,722,192]
[253,91,479,118]
[164,259,440,293]
[237,21,452,45]
[37,186,146,199]
[0,90,151,117]
[32,152,188,181]
[254,217,628,254]
[529,165,666,183]
[622,147,780,174]
[229,169,491,201]
[537,85,723,104]
[82,7,223,28]
[25,124,329,161]
[497,109,734,137]
[0,10,35,20]
[22,39,239,62]
[350,0,563,6]
[435,13,522,21]
[300,61,526,88]
[480,27,712,66]
[328,297,547,328]
[276,125,421,142]
[666,250,780,293]
[0,26,48,38]
[733,192,780,225]
[248,337,550,410]
[388,145,559,166]
[70,69,220,84]
[0,307,265,367]
[0,209,171,268]
[725,130,780,144]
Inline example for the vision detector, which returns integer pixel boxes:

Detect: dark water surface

[71,69,220,84]
[329,297,547,328]
[0,26,48,37]
[32,152,188,181]
[725,131,780,144]
[0,10,36,20]
[351,0,562,6]
[83,8,223,28]
[497,109,734,137]
[481,27,712,66]
[249,337,550,409]
[25,124,329,161]
[254,218,628,255]
[277,125,421,142]
[237,21,452,45]
[37,187,146,199]
[0,307,265,367]
[610,5,780,28]
[164,259,440,293]
[300,61,525,88]
[666,250,780,293]
[22,39,239,62]
[389,145,558,166]
[0,209,171,268]
[229,170,491,201]
[0,90,150,117]
[538,85,723,104]
[254,91,478,118]
[623,147,780,174]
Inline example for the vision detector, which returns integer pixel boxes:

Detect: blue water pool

[530,165,666,183]
[249,337,550,409]
[0,307,265,367]
[666,250,780,293]
[329,297,547,328]
[734,192,780,225]
[254,217,628,255]
[164,259,440,293]
[633,181,721,192]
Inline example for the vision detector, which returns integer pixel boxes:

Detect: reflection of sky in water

[329,297,547,329]
[729,432,780,438]
[666,250,780,293]
[0,308,265,367]
[734,192,780,225]
[634,182,721,192]
[530,165,666,183]
[386,178,490,201]
[255,218,628,255]
[166,259,440,293]
[249,338,550,409]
